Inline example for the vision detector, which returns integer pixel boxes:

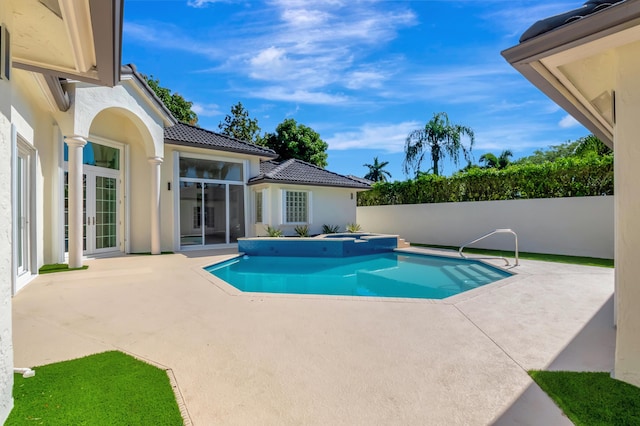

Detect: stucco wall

[0,5,15,422]
[357,196,614,258]
[255,184,359,236]
[614,42,640,386]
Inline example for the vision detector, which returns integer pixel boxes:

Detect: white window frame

[282,189,312,225]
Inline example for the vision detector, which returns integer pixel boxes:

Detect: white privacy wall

[357,196,614,258]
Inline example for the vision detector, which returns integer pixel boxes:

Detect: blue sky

[122,0,588,180]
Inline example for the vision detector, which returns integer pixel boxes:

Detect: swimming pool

[206,252,511,299]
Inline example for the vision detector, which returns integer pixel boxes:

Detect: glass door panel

[204,183,226,245]
[95,176,118,250]
[180,182,202,246]
[229,185,245,243]
[16,155,26,274]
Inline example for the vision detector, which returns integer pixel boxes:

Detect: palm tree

[363,157,392,182]
[480,150,513,169]
[403,112,474,176]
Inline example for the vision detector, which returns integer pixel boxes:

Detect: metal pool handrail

[459,229,519,266]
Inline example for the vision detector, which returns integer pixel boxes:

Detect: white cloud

[559,114,580,128]
[187,0,230,8]
[250,87,350,105]
[126,2,418,104]
[192,102,223,117]
[482,2,578,38]
[326,121,421,153]
[345,70,388,90]
[123,22,222,59]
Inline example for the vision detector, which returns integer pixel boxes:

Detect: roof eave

[501,0,640,147]
[165,139,279,159]
[247,177,370,190]
[121,65,177,126]
[14,0,124,87]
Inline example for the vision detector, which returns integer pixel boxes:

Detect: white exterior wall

[614,43,640,386]
[0,5,14,422]
[358,196,614,258]
[253,184,359,236]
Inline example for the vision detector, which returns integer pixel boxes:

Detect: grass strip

[7,351,183,426]
[412,243,613,268]
[38,263,89,274]
[529,371,640,426]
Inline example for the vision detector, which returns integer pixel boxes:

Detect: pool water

[206,252,511,299]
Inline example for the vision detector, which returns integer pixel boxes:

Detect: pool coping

[195,247,528,305]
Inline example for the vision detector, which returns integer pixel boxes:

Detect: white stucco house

[502,0,640,386]
[0,2,368,421]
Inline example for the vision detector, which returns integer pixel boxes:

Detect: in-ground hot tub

[237,233,399,257]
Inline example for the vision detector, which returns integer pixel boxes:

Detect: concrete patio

[12,248,614,425]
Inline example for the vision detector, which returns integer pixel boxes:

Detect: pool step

[397,237,411,248]
[442,265,492,289]
[468,263,507,280]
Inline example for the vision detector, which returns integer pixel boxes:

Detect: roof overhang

[501,0,640,147]
[165,139,279,159]
[247,177,371,190]
[9,0,123,87]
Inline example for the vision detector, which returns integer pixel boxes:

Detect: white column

[614,44,640,387]
[148,156,163,255]
[65,136,87,268]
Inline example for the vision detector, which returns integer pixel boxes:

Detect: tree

[143,75,198,125]
[260,118,329,168]
[403,112,474,176]
[479,150,513,169]
[363,157,392,182]
[574,134,612,157]
[513,134,611,165]
[218,102,261,144]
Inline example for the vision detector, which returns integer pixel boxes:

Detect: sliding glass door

[179,156,245,247]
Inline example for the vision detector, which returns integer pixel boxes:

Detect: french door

[16,148,30,278]
[65,166,120,254]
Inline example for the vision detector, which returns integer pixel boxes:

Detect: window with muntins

[285,191,308,223]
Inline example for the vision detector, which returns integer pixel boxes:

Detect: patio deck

[12,248,614,425]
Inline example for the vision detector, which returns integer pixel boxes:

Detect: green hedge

[358,155,613,206]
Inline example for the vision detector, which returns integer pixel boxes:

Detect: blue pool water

[206,252,511,299]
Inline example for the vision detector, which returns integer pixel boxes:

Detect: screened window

[284,191,308,223]
[255,191,263,223]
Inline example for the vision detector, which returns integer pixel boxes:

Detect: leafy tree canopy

[143,75,198,125]
[403,112,474,176]
[513,135,611,165]
[363,157,392,182]
[479,150,513,170]
[259,118,329,168]
[218,102,262,144]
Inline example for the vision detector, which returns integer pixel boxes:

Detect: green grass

[38,263,89,274]
[7,351,183,426]
[529,371,640,425]
[412,243,614,268]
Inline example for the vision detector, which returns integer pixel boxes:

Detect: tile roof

[520,0,626,42]
[164,122,278,158]
[248,159,372,189]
